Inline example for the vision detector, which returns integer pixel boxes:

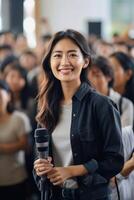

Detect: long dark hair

[110,51,134,72]
[3,62,30,110]
[110,51,134,102]
[36,29,92,132]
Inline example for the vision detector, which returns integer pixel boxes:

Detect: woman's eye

[69,54,78,57]
[53,54,61,58]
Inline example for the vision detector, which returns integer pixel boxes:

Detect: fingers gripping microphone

[34,128,49,159]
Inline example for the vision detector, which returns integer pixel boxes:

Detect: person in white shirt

[87,56,134,127]
[0,80,31,200]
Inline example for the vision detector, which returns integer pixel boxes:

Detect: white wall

[41,0,111,39]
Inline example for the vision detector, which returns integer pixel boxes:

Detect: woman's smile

[58,67,74,75]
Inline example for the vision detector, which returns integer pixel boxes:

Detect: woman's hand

[47,167,72,186]
[110,177,116,187]
[47,164,88,186]
[34,157,53,176]
[129,153,134,167]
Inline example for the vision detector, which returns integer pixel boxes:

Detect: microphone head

[34,128,49,153]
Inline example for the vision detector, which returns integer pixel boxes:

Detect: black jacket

[34,82,124,200]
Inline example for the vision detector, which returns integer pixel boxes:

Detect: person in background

[109,51,134,104]
[0,44,13,64]
[87,56,134,127]
[35,34,52,65]
[15,34,28,56]
[110,126,134,200]
[112,41,129,54]
[2,62,30,113]
[0,80,30,200]
[0,30,16,49]
[19,50,37,73]
[33,29,124,200]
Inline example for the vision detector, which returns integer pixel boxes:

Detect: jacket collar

[73,82,93,101]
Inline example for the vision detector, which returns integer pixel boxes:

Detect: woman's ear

[106,76,112,83]
[83,58,90,69]
[125,69,133,81]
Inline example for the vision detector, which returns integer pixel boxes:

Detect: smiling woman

[50,38,89,84]
[33,29,124,200]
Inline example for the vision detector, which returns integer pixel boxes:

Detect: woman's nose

[61,54,70,65]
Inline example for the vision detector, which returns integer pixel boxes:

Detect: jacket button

[73,113,76,117]
[72,134,74,137]
[74,153,77,157]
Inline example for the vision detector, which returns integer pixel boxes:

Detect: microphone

[34,128,50,198]
[34,127,49,159]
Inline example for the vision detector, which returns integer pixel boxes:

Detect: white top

[52,103,78,188]
[52,104,73,167]
[109,89,134,127]
[0,111,31,186]
[110,126,134,200]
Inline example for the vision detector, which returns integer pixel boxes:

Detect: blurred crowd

[0,29,134,200]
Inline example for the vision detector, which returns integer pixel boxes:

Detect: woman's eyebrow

[52,49,78,54]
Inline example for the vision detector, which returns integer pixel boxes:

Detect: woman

[34,29,124,200]
[109,51,134,104]
[2,62,30,113]
[110,126,134,200]
[87,56,134,127]
[0,80,30,200]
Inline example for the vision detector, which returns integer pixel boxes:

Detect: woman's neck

[61,80,81,105]
[100,87,109,96]
[0,112,11,123]
[114,85,125,95]
[13,92,20,101]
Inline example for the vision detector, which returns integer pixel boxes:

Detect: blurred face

[113,44,128,54]
[97,44,113,57]
[50,38,88,85]
[109,57,128,91]
[5,69,25,93]
[88,66,110,95]
[0,89,10,114]
[19,54,36,71]
[0,49,12,62]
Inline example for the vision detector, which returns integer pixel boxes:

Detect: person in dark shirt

[33,29,124,200]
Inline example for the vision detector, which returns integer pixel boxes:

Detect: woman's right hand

[34,157,53,176]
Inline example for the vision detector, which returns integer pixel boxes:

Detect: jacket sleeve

[84,96,124,180]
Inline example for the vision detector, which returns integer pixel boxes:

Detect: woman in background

[0,80,30,200]
[87,56,134,127]
[109,51,134,104]
[2,62,30,113]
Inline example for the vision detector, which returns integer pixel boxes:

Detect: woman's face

[109,57,128,90]
[50,38,89,85]
[88,66,110,95]
[0,89,10,114]
[5,69,26,93]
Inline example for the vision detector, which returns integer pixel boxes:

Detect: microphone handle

[38,151,49,193]
[38,151,48,159]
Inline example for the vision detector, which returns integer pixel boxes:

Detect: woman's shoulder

[109,88,133,109]
[13,110,29,120]
[12,111,31,132]
[89,88,116,106]
[121,96,134,109]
